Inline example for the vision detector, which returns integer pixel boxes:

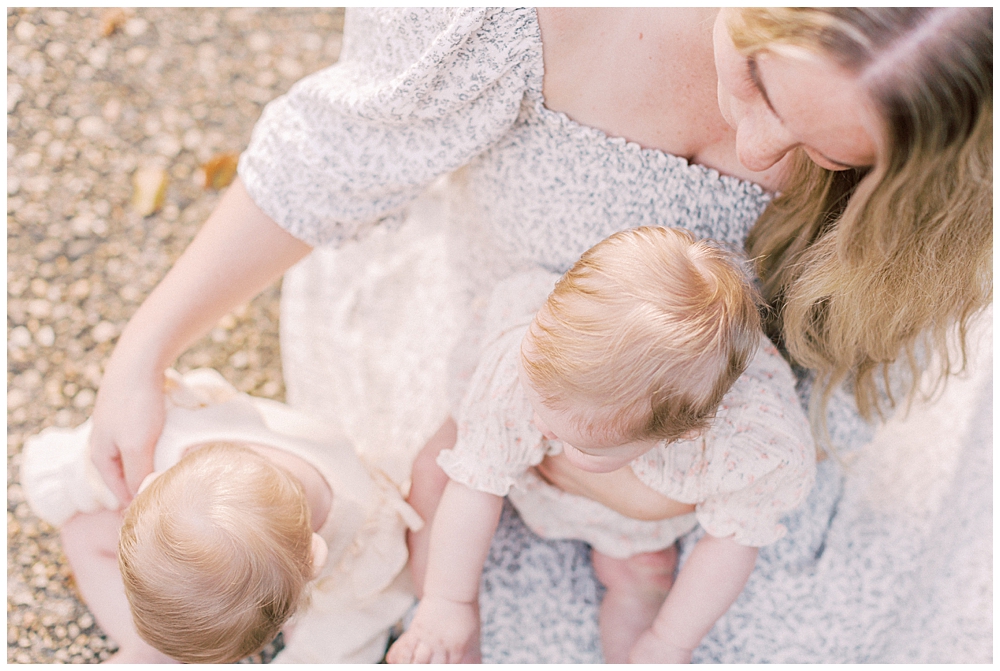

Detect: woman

[90,8,991,662]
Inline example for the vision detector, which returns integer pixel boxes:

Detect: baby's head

[118,442,317,663]
[519,226,761,471]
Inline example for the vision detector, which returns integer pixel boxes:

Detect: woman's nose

[736,115,796,172]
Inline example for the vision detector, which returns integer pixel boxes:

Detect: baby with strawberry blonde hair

[392,226,815,663]
[117,441,323,663]
[23,369,421,663]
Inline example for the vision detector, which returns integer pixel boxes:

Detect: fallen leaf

[202,152,239,190]
[100,8,129,38]
[132,167,168,216]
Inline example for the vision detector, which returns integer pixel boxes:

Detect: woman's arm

[387,480,503,664]
[89,178,312,504]
[630,534,758,663]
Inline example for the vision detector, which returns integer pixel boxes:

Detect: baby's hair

[522,226,762,444]
[118,442,314,664]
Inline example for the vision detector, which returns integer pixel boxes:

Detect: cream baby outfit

[21,368,421,664]
[436,270,816,558]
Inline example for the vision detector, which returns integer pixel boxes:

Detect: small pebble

[229,350,250,369]
[35,325,55,347]
[124,17,148,37]
[73,388,95,409]
[9,326,33,349]
[27,299,52,318]
[125,46,149,66]
[14,21,36,42]
[91,321,117,343]
[76,116,105,138]
[248,31,271,52]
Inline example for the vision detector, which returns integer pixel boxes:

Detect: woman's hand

[88,359,166,505]
[534,452,695,521]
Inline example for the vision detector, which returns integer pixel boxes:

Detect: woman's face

[713,9,880,173]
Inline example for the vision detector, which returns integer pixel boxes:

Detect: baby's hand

[386,596,480,664]
[628,627,693,664]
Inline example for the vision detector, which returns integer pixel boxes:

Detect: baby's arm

[630,534,757,663]
[60,510,176,663]
[387,480,503,664]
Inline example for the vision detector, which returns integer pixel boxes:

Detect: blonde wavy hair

[118,442,315,663]
[730,8,992,438]
[521,226,761,444]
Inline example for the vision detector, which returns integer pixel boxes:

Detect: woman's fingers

[88,371,166,505]
[90,432,157,506]
[89,438,131,506]
[119,439,158,500]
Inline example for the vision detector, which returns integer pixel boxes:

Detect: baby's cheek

[533,412,557,440]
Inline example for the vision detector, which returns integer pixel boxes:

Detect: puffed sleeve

[437,323,551,496]
[631,336,816,547]
[21,421,119,527]
[238,7,541,247]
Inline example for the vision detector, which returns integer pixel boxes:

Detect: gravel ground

[7,8,345,663]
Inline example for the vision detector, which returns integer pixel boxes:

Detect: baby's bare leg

[406,416,457,597]
[591,545,678,664]
[60,510,176,663]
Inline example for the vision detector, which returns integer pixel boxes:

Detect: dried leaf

[100,9,128,38]
[132,167,169,216]
[202,152,239,190]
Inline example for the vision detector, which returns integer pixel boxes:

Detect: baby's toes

[386,634,415,664]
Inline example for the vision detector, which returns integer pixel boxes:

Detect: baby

[22,368,421,664]
[388,226,815,663]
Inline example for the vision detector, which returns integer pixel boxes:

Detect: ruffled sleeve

[239,7,542,247]
[437,324,548,497]
[21,421,119,527]
[631,337,816,547]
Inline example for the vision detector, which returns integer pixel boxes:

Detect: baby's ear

[309,533,329,579]
[136,471,163,495]
[678,427,704,442]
